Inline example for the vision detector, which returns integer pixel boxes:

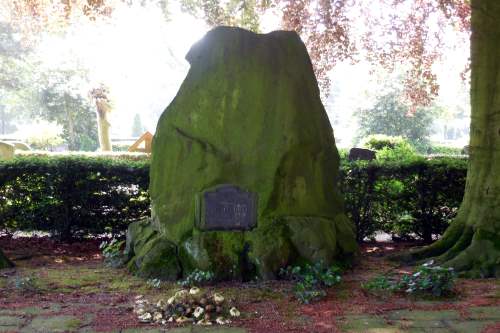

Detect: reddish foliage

[278,0,471,105]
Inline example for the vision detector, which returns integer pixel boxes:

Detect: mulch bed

[1,236,498,333]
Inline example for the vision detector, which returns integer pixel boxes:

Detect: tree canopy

[356,91,435,149]
[5,0,470,106]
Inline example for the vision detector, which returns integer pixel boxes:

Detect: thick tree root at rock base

[391,218,500,278]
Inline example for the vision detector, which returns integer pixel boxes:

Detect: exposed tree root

[391,214,500,278]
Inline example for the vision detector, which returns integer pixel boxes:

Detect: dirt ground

[0,235,499,333]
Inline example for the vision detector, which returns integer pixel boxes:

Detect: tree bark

[0,248,13,269]
[400,0,500,278]
[64,93,78,151]
[96,107,112,151]
[93,95,112,152]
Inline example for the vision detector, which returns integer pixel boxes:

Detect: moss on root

[125,220,181,280]
[392,0,500,278]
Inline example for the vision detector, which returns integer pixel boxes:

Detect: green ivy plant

[178,269,215,287]
[280,262,342,304]
[12,276,42,294]
[397,261,456,296]
[99,238,125,267]
[146,278,162,289]
[363,261,456,297]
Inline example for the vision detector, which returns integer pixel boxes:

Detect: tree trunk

[64,93,77,151]
[400,0,500,278]
[95,100,112,151]
[0,248,13,269]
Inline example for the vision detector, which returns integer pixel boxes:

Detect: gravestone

[0,142,14,160]
[348,148,376,161]
[11,142,31,151]
[124,27,356,280]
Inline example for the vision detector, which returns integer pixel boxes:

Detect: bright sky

[25,1,470,146]
[34,1,209,136]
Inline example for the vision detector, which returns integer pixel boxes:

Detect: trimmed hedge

[0,156,149,240]
[340,156,467,242]
[0,155,467,242]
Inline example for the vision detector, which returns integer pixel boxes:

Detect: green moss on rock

[125,26,356,280]
[125,220,180,280]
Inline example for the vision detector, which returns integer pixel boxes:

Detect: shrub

[340,156,467,242]
[426,145,464,156]
[0,154,467,244]
[361,134,417,161]
[0,156,149,240]
[280,262,342,304]
[361,134,408,151]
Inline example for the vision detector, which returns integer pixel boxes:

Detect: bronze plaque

[195,184,257,231]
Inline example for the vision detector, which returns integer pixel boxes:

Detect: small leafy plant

[99,238,125,267]
[398,261,456,296]
[362,275,395,291]
[363,261,456,297]
[178,269,215,287]
[147,278,162,289]
[280,262,342,304]
[12,276,42,294]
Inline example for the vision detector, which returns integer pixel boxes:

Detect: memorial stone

[124,27,357,280]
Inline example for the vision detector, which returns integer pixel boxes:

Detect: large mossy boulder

[125,26,356,280]
[0,249,13,269]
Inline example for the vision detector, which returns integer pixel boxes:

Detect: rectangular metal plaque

[195,184,257,231]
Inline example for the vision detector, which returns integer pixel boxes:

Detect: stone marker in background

[348,147,376,161]
[11,141,31,151]
[0,142,14,160]
[124,27,357,280]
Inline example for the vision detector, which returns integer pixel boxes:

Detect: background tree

[39,71,98,151]
[356,91,435,150]
[400,0,500,277]
[0,21,34,136]
[0,17,99,150]
[179,0,470,105]
[131,113,144,137]
[90,86,113,151]
[0,104,17,135]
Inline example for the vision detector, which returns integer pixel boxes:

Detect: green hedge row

[0,155,467,242]
[0,156,149,240]
[340,157,467,242]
